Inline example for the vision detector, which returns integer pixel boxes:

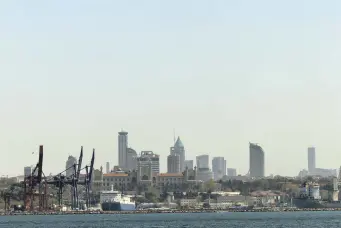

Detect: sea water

[1,211,341,227]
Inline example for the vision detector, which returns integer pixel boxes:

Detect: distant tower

[196,155,209,169]
[184,160,194,170]
[167,154,180,173]
[118,130,128,168]
[66,155,77,177]
[212,157,226,180]
[24,166,32,177]
[106,162,110,173]
[126,148,138,171]
[171,137,186,171]
[308,147,316,174]
[249,143,265,178]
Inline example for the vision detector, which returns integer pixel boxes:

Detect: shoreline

[2,208,341,216]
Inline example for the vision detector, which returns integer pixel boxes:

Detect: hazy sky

[1,0,341,177]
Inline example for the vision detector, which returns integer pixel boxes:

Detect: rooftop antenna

[173,128,176,144]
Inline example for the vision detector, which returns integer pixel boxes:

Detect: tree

[205,179,216,192]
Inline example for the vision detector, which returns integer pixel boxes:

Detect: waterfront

[1,211,341,227]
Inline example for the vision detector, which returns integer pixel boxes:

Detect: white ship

[100,185,136,211]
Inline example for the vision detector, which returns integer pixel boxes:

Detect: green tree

[205,179,216,192]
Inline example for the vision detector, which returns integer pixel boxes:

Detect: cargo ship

[100,185,136,211]
[292,181,341,208]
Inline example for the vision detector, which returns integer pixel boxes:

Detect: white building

[180,198,200,208]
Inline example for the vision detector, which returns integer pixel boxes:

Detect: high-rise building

[106,162,110,173]
[137,151,160,174]
[66,155,77,177]
[167,154,180,173]
[24,166,32,177]
[249,143,265,178]
[308,147,316,173]
[126,148,138,171]
[170,137,186,171]
[227,168,237,176]
[118,131,128,168]
[196,155,209,169]
[212,157,226,180]
[184,160,194,170]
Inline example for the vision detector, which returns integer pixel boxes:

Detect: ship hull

[101,202,136,211]
[293,198,341,209]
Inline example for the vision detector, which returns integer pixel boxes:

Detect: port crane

[23,145,95,211]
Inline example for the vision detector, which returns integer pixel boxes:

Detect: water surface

[1,211,341,227]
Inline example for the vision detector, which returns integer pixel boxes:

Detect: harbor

[3,207,341,216]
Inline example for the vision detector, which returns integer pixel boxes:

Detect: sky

[1,0,341,177]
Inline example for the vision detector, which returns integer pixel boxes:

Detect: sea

[1,211,341,228]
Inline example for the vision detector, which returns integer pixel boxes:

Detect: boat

[292,181,341,208]
[100,185,136,211]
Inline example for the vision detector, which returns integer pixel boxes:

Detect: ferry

[100,185,136,211]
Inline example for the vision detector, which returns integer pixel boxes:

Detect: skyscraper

[170,137,186,171]
[66,155,77,177]
[118,131,128,168]
[212,157,226,180]
[106,162,110,173]
[24,166,32,177]
[249,143,265,178]
[126,148,138,171]
[308,147,316,173]
[196,155,209,169]
[167,154,180,173]
[184,160,194,170]
[137,151,160,174]
[227,168,237,176]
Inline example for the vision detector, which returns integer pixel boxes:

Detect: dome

[174,137,184,148]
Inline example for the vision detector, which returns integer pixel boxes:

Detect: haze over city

[1,0,341,177]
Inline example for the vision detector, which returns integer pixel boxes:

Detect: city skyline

[2,1,341,177]
[10,130,338,179]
